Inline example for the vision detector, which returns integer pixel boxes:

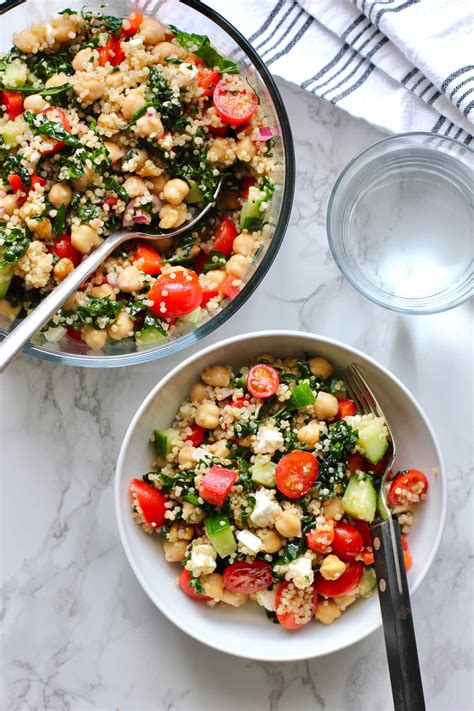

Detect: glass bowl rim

[326,131,473,316]
[1,0,296,367]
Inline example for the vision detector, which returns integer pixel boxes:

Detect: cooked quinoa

[129,354,429,628]
[0,10,277,351]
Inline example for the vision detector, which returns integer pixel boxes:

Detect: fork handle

[371,519,425,711]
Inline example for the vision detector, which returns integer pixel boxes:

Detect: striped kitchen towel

[205,0,473,144]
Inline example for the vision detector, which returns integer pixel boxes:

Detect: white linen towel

[205,0,473,144]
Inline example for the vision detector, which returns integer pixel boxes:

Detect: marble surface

[2,79,473,711]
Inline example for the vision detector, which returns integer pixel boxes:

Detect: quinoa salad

[130,354,429,629]
[0,9,277,352]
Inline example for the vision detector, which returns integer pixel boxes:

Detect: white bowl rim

[114,329,447,661]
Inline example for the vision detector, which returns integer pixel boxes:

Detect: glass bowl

[327,133,473,314]
[0,0,295,367]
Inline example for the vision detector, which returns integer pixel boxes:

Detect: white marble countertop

[2,79,472,711]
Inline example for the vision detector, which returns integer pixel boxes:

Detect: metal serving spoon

[0,178,222,372]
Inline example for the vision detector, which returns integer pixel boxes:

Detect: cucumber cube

[342,476,377,522]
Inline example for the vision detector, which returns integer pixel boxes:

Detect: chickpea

[150,174,168,194]
[0,195,18,216]
[45,72,71,88]
[121,89,146,120]
[71,224,101,255]
[139,16,166,45]
[159,203,187,230]
[162,178,190,206]
[323,497,345,521]
[232,234,255,257]
[235,136,257,162]
[167,522,194,543]
[27,217,52,240]
[106,71,125,89]
[82,326,107,351]
[122,148,148,173]
[71,166,97,192]
[314,391,339,421]
[138,160,163,178]
[308,357,334,379]
[23,94,49,113]
[297,421,321,448]
[51,16,78,43]
[182,501,205,524]
[206,440,230,459]
[163,539,188,563]
[178,446,196,467]
[97,112,123,134]
[104,141,125,164]
[319,555,346,581]
[117,265,144,293]
[225,254,249,279]
[136,108,164,138]
[207,137,237,167]
[190,383,211,403]
[13,24,46,53]
[258,528,283,554]
[123,175,147,199]
[53,257,74,282]
[275,511,301,538]
[199,269,226,292]
[201,365,231,388]
[202,573,225,601]
[220,589,248,607]
[73,74,105,104]
[72,47,97,72]
[150,41,187,64]
[334,593,357,611]
[63,291,88,311]
[255,353,275,363]
[152,236,174,252]
[90,283,114,300]
[195,403,220,429]
[48,182,72,208]
[283,357,298,368]
[315,599,342,625]
[107,310,134,341]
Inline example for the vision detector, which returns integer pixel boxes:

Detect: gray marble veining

[1,79,472,711]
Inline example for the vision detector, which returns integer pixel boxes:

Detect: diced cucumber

[153,428,178,456]
[287,382,315,410]
[183,494,201,506]
[377,490,390,521]
[240,186,266,232]
[356,415,389,465]
[251,455,276,488]
[205,514,236,558]
[184,179,204,204]
[233,374,247,388]
[357,567,376,599]
[0,117,25,147]
[342,476,377,522]
[135,326,168,350]
[0,266,13,298]
[177,306,202,325]
[4,62,27,87]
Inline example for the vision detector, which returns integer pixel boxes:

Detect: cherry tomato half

[199,466,238,507]
[121,11,143,37]
[223,560,273,595]
[50,234,81,267]
[133,243,162,275]
[247,363,280,399]
[185,424,205,447]
[148,268,203,318]
[179,568,211,601]
[212,215,238,256]
[337,399,356,419]
[315,560,363,598]
[275,580,317,629]
[347,452,367,475]
[1,90,23,119]
[306,520,335,553]
[130,478,168,529]
[276,451,318,499]
[241,176,256,199]
[388,470,428,508]
[213,75,258,126]
[197,69,221,97]
[331,524,363,561]
[99,36,125,67]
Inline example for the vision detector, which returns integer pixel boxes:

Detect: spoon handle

[0,231,126,372]
[371,518,425,711]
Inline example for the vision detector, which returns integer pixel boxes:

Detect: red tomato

[219,275,240,300]
[401,535,408,551]
[178,568,212,601]
[199,466,238,507]
[241,176,256,199]
[388,470,428,508]
[30,174,45,191]
[337,399,356,419]
[347,452,367,475]
[51,234,81,267]
[276,451,318,499]
[354,520,372,548]
[101,196,119,210]
[99,36,125,67]
[130,478,168,529]
[403,551,413,571]
[197,69,221,97]
[121,11,143,37]
[193,251,209,274]
[134,243,162,275]
[315,560,363,598]
[230,396,250,408]
[275,580,317,629]
[212,216,238,256]
[7,174,27,202]
[186,53,205,67]
[306,520,335,553]
[1,90,23,119]
[247,364,280,399]
[148,268,203,318]
[201,288,220,306]
[66,327,84,342]
[38,107,71,154]
[361,549,374,566]
[367,449,392,475]
[213,75,258,125]
[331,524,363,561]
[185,424,205,447]
[207,123,228,137]
[223,560,273,595]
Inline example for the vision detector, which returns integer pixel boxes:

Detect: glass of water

[326,133,473,314]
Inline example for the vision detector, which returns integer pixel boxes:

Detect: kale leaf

[24,111,82,148]
[0,151,31,188]
[147,66,186,131]
[316,420,358,499]
[53,203,66,238]
[81,10,123,35]
[62,296,122,329]
[0,226,30,268]
[169,25,238,74]
[23,50,73,81]
[77,203,100,222]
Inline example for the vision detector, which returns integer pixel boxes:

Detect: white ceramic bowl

[115,331,446,661]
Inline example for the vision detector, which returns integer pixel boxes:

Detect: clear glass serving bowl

[0,0,295,366]
[327,133,473,314]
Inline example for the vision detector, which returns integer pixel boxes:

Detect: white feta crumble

[252,587,276,611]
[286,554,314,590]
[192,447,211,462]
[250,489,282,528]
[187,542,216,577]
[236,529,262,555]
[253,425,284,455]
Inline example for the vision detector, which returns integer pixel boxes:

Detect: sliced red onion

[132,213,151,224]
[257,125,279,141]
[216,387,234,401]
[151,194,163,211]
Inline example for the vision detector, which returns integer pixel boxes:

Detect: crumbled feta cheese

[252,587,276,611]
[187,542,216,577]
[250,489,281,528]
[192,447,211,462]
[286,554,314,590]
[237,529,263,555]
[253,425,284,455]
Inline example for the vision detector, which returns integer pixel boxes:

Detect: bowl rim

[114,329,447,661]
[326,131,473,316]
[1,0,295,368]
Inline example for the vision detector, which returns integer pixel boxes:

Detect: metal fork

[344,364,425,711]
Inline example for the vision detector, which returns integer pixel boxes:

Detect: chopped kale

[52,203,66,238]
[103,177,128,201]
[162,232,197,264]
[62,296,122,330]
[77,203,100,222]
[0,226,30,268]
[234,418,258,439]
[23,50,73,81]
[147,66,186,131]
[316,420,358,499]
[189,574,206,595]
[81,10,123,35]
[265,610,280,624]
[0,151,31,188]
[169,26,238,74]
[24,110,82,148]
[203,250,226,272]
[3,83,72,98]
